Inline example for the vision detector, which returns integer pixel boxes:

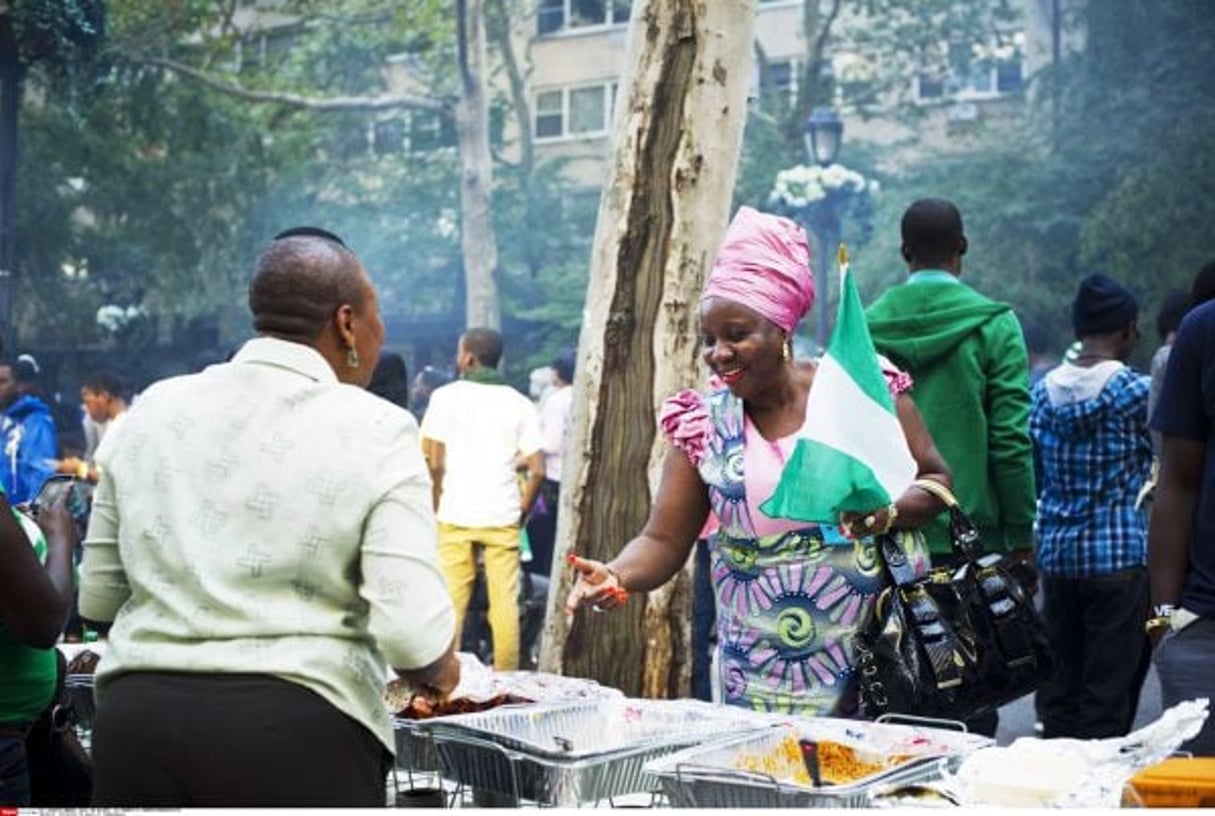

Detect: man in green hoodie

[867,198,1035,555]
[866,199,1037,733]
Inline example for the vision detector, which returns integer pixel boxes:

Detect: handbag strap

[870,530,969,694]
[876,532,921,587]
[912,479,982,561]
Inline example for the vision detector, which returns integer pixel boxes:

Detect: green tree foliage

[740,0,1214,364]
[1072,0,1215,310]
[14,0,593,387]
[736,0,1015,337]
[752,0,1015,159]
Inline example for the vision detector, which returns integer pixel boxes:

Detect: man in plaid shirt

[1030,273,1153,739]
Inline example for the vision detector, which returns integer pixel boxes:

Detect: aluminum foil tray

[427,698,774,806]
[390,672,623,774]
[645,716,992,808]
[64,674,96,728]
[392,716,446,774]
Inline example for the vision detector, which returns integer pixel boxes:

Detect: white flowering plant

[96,304,148,334]
[767,162,879,243]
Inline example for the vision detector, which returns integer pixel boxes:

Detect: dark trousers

[1037,567,1151,740]
[0,735,30,806]
[92,672,390,807]
[691,539,716,702]
[1154,616,1215,755]
[525,479,560,580]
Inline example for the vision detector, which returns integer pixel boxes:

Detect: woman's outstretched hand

[564,554,629,617]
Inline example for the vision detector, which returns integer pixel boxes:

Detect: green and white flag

[760,247,916,523]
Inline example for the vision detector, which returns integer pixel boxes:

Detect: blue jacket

[2,395,58,505]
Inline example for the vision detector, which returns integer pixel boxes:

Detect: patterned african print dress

[661,378,927,716]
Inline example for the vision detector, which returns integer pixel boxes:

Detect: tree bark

[794,0,842,137]
[455,0,500,330]
[484,0,533,178]
[539,0,756,698]
[0,9,19,353]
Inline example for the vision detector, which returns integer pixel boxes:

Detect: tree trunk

[793,0,842,143]
[0,9,19,353]
[539,0,756,698]
[455,0,500,330]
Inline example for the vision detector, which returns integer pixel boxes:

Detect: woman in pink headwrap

[566,207,951,716]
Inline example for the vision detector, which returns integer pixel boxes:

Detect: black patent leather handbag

[854,479,1054,722]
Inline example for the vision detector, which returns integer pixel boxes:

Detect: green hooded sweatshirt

[866,275,1036,555]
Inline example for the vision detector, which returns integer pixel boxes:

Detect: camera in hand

[29,474,93,535]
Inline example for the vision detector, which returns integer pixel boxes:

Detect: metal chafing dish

[60,643,103,730]
[425,697,774,807]
[644,714,992,808]
[63,673,96,728]
[390,671,623,775]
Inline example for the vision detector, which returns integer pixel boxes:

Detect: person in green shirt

[866,199,1037,736]
[0,482,77,806]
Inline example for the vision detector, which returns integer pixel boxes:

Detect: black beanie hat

[1072,273,1139,335]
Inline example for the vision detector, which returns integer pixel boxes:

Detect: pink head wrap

[701,206,815,333]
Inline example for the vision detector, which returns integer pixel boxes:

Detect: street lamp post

[804,107,843,352]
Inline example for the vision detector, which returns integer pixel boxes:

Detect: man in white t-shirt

[526,350,574,580]
[420,328,544,670]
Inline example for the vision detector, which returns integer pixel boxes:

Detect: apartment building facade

[522,0,1066,185]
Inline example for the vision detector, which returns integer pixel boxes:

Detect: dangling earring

[782,341,791,363]
[346,346,360,369]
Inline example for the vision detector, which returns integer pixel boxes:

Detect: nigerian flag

[760,247,916,523]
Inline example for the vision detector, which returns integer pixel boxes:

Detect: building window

[916,73,946,100]
[537,0,632,35]
[760,59,798,104]
[535,90,564,139]
[371,110,456,155]
[534,83,617,140]
[569,85,606,133]
[916,31,1026,101]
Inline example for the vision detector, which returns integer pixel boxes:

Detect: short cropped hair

[552,349,575,385]
[462,328,504,369]
[83,370,126,400]
[901,198,965,268]
[249,233,365,343]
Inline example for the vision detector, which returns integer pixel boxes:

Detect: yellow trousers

[437,523,520,671]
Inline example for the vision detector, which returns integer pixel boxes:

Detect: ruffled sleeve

[659,389,712,468]
[878,354,913,397]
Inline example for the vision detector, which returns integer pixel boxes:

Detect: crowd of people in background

[3,205,1215,807]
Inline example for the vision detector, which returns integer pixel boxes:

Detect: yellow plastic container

[1129,758,1215,808]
